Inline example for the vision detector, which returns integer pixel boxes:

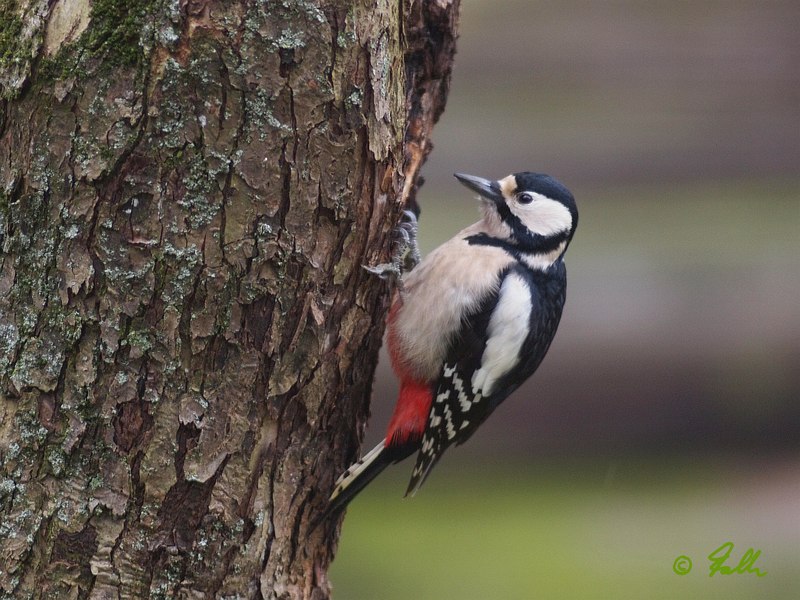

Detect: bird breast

[387,223,515,383]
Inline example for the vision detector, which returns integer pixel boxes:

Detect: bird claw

[396,210,421,271]
[363,262,401,281]
[363,209,421,285]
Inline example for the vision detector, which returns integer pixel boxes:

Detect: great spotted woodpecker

[328,171,578,513]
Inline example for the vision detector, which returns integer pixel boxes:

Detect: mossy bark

[0,1,459,598]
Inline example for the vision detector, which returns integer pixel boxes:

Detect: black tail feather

[324,441,393,519]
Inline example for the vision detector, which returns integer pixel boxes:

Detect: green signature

[672,542,767,577]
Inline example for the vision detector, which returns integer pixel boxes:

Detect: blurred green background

[331,1,800,598]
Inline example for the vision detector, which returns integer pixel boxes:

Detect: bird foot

[363,210,421,285]
[395,209,422,272]
[363,262,402,281]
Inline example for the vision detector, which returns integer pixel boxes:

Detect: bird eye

[517,192,534,204]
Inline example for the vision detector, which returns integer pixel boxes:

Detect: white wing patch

[471,273,532,396]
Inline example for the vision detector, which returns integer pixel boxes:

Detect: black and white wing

[406,267,543,495]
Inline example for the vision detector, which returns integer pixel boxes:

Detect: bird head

[455,171,578,256]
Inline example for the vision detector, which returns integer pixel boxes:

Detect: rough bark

[0,0,459,598]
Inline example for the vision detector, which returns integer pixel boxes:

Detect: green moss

[43,304,83,346]
[0,0,24,70]
[0,477,16,497]
[14,406,48,449]
[46,447,67,476]
[79,0,158,66]
[10,335,65,393]
[124,328,152,353]
[0,323,18,375]
[0,0,39,99]
[161,243,202,307]
[179,150,224,229]
[39,0,160,83]
[245,88,292,142]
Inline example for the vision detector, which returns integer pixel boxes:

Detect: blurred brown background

[333,2,799,598]
[367,0,800,459]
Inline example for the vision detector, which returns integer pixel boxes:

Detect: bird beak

[454,173,504,204]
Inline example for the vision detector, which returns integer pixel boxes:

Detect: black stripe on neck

[465,234,523,261]
[466,230,567,257]
[464,234,566,274]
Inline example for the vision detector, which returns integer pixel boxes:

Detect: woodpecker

[328,171,578,513]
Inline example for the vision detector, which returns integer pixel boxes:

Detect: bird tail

[326,439,392,516]
[405,438,444,497]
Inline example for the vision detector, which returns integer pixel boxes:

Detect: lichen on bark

[0,0,460,598]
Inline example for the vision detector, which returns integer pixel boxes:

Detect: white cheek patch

[471,273,532,396]
[515,194,573,237]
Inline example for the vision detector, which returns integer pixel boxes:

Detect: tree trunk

[0,1,459,598]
